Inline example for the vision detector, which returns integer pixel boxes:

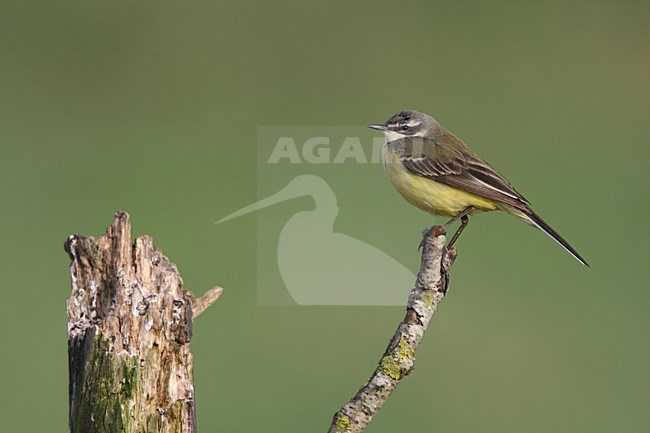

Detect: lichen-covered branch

[65,212,220,433]
[328,227,456,433]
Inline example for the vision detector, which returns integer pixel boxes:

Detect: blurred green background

[1,1,648,432]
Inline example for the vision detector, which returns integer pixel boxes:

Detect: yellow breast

[382,145,498,217]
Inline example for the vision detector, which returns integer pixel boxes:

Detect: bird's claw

[440,245,454,295]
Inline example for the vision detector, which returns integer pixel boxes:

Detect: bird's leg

[447,215,469,248]
[444,206,474,248]
[419,206,475,252]
[441,206,475,231]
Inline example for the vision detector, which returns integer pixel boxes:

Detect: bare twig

[328,227,456,433]
[190,286,224,319]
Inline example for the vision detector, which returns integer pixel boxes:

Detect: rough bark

[65,212,219,433]
[328,227,456,433]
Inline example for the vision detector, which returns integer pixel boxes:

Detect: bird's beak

[367,123,388,131]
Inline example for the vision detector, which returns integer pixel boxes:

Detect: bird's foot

[418,226,432,252]
[439,246,457,295]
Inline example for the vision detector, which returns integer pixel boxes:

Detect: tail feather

[502,205,589,267]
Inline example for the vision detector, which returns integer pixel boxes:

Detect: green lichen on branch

[397,338,414,360]
[335,414,353,431]
[380,355,402,380]
[421,290,434,307]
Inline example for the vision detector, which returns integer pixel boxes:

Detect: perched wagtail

[369,110,588,266]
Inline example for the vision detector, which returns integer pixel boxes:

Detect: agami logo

[266,136,386,164]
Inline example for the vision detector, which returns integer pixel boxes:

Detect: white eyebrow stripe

[405,119,421,127]
[383,130,409,141]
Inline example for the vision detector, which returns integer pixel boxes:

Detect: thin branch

[328,227,456,433]
[190,286,224,319]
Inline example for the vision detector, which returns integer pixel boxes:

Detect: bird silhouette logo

[217,175,415,305]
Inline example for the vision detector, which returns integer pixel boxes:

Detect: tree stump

[64,212,219,433]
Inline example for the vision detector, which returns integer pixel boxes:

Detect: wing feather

[395,136,530,209]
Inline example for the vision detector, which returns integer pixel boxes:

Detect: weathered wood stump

[64,212,220,433]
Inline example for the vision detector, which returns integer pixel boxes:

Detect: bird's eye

[399,125,409,132]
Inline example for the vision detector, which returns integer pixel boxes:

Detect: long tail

[502,205,589,267]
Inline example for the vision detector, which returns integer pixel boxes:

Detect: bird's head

[368,110,437,141]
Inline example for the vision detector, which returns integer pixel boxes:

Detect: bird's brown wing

[396,136,531,210]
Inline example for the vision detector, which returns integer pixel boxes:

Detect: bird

[368,110,589,267]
